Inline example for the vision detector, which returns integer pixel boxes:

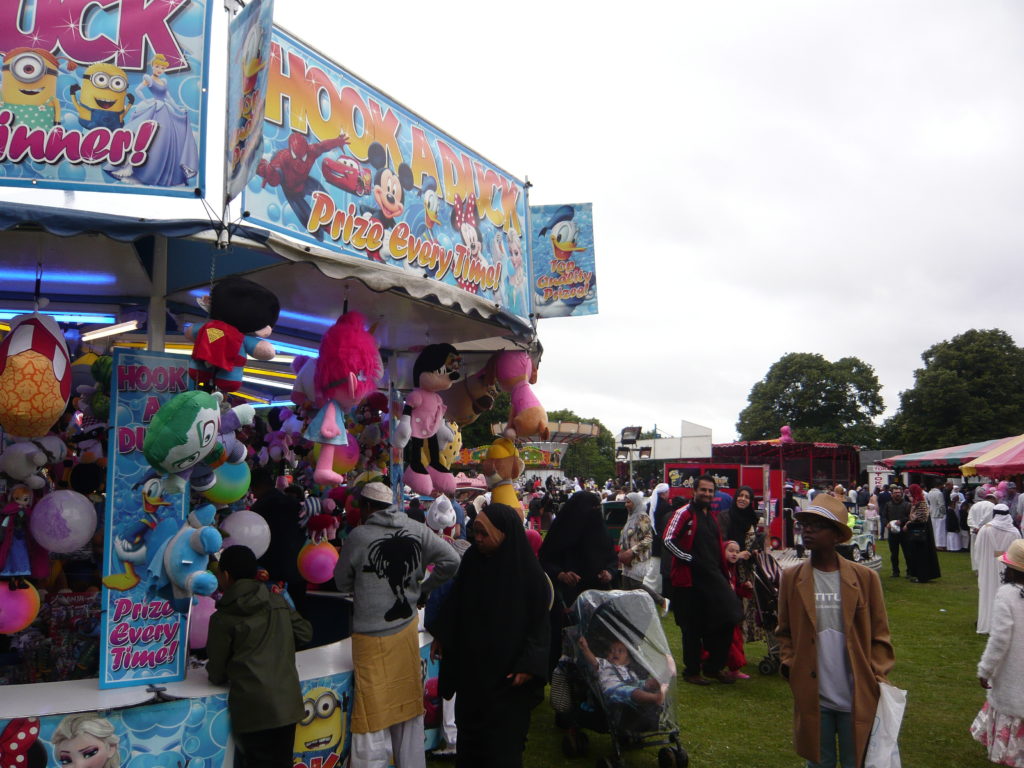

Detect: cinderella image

[106,54,199,187]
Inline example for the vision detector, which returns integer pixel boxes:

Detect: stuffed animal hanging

[393,344,461,495]
[494,350,549,440]
[0,436,68,490]
[307,312,383,486]
[439,355,497,426]
[142,391,254,494]
[0,312,72,438]
[480,430,526,517]
[186,276,279,393]
[142,502,222,613]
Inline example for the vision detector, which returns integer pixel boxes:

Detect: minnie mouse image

[451,194,490,294]
[362,141,414,261]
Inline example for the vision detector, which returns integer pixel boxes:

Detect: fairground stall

[0,2,599,765]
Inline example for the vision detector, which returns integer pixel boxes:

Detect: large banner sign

[224,0,274,203]
[243,29,531,319]
[100,349,190,689]
[0,0,212,196]
[529,202,598,317]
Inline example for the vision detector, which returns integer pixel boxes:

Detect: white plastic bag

[864,682,907,768]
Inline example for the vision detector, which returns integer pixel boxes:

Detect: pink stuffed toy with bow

[494,350,549,440]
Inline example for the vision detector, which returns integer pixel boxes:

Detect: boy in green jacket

[207,545,313,768]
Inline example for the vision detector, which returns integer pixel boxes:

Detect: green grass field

[432,551,999,767]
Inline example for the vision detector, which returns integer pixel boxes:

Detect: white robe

[976,515,1021,634]
[969,500,997,570]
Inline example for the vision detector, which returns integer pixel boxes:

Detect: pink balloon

[297,540,339,584]
[219,510,271,558]
[0,581,41,634]
[188,595,216,649]
[29,490,96,553]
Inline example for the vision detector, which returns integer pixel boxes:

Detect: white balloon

[219,509,271,559]
[29,490,97,553]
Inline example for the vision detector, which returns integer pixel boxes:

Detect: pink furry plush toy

[306,313,382,486]
[494,350,549,440]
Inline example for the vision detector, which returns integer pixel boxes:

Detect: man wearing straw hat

[776,493,895,768]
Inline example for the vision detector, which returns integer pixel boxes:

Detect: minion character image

[0,48,64,129]
[294,687,348,758]
[70,63,134,130]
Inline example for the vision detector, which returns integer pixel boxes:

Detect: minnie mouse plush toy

[393,344,461,495]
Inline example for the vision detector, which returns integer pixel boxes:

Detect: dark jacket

[887,499,910,533]
[206,579,313,733]
[650,496,673,557]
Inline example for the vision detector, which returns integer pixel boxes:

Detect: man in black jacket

[885,485,911,578]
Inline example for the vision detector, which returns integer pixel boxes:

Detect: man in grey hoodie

[335,482,459,768]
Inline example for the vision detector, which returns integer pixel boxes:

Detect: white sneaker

[431,744,457,757]
[660,598,671,618]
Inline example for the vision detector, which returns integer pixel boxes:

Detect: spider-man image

[256,131,350,241]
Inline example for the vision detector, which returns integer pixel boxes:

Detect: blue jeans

[808,707,855,768]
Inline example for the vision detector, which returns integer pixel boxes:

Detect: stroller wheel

[659,746,689,767]
[758,658,777,676]
[562,730,590,758]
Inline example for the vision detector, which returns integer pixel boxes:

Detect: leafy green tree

[736,353,884,446]
[883,329,1024,452]
[547,408,616,482]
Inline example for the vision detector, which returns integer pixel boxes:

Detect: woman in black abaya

[428,504,551,768]
[537,491,617,672]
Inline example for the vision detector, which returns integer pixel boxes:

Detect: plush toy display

[394,344,461,495]
[142,503,222,613]
[186,276,279,392]
[480,430,526,517]
[494,350,549,440]
[258,406,298,467]
[439,355,497,426]
[142,390,255,494]
[307,312,383,486]
[0,312,72,437]
[0,436,68,490]
[0,485,43,584]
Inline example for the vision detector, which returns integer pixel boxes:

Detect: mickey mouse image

[256,131,350,240]
[362,141,413,261]
[186,276,278,393]
[393,344,461,495]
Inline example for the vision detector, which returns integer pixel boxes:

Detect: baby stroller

[551,589,687,768]
[751,550,783,675]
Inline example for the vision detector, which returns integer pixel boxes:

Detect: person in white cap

[976,504,1021,634]
[972,538,1024,766]
[776,493,894,768]
[334,482,459,768]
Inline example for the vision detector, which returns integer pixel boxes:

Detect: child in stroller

[553,589,687,768]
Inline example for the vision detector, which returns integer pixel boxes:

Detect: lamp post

[618,426,651,491]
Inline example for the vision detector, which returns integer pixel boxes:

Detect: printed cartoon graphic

[256,131,350,240]
[532,202,598,317]
[0,717,45,768]
[294,687,346,754]
[107,54,199,187]
[362,141,413,261]
[70,63,134,130]
[103,476,171,592]
[0,48,67,129]
[451,194,490,294]
[322,151,372,196]
[364,530,423,622]
[230,23,268,175]
[51,713,121,768]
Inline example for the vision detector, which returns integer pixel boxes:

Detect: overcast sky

[275,1,1024,444]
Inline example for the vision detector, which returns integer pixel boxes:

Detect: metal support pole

[147,236,167,352]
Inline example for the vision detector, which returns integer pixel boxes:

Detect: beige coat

[776,557,895,767]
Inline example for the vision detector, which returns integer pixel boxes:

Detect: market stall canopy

[960,434,1024,477]
[882,436,1018,472]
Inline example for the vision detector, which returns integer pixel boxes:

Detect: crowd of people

[199,463,1024,768]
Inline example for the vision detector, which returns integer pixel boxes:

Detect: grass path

[431,551,997,767]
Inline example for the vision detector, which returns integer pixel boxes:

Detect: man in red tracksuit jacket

[662,474,741,685]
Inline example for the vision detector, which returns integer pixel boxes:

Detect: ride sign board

[529,202,598,317]
[0,0,212,197]
[243,28,531,320]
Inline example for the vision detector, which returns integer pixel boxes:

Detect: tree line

[735,328,1024,453]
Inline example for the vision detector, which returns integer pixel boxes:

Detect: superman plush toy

[186,277,279,393]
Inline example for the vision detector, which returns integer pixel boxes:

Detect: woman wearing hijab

[428,503,551,768]
[718,486,760,639]
[538,491,617,672]
[904,483,941,583]
[618,492,670,615]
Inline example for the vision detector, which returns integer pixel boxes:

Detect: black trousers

[235,723,296,768]
[888,531,903,575]
[672,586,733,677]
